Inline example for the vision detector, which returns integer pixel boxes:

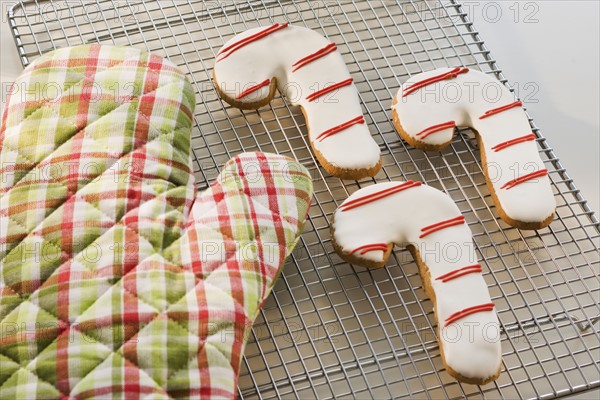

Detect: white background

[470,0,599,215]
[1,0,598,215]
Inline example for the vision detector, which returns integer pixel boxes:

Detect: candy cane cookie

[392,68,555,230]
[213,23,381,180]
[331,182,502,384]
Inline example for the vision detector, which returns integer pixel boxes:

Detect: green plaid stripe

[0,44,313,399]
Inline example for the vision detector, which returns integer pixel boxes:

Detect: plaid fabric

[0,44,313,399]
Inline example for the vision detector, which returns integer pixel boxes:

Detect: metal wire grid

[5,0,599,399]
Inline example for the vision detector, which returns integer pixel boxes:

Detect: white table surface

[0,1,598,398]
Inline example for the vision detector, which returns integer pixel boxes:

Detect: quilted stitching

[0,44,313,399]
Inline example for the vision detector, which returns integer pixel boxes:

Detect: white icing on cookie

[213,24,381,174]
[393,68,555,226]
[332,182,502,382]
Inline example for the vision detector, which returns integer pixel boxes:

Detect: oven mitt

[0,44,312,399]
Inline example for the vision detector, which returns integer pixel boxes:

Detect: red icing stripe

[403,67,469,97]
[415,121,456,139]
[349,243,389,255]
[500,169,548,190]
[436,264,482,283]
[419,216,465,239]
[236,79,271,99]
[306,78,353,102]
[217,23,288,61]
[315,115,365,142]
[445,303,495,326]
[218,24,280,54]
[479,100,522,119]
[292,42,337,72]
[491,133,536,152]
[340,181,422,212]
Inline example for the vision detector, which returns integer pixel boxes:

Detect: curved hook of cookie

[331,182,502,384]
[392,68,555,230]
[213,23,381,180]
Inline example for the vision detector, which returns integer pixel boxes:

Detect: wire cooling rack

[6,1,600,399]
